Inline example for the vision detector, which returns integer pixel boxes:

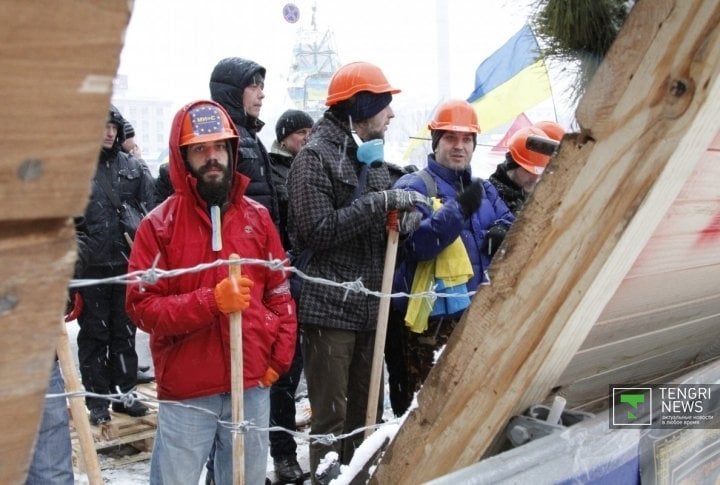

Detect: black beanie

[275,109,314,142]
[431,129,477,152]
[504,150,520,170]
[431,130,445,152]
[124,120,135,139]
[332,91,392,123]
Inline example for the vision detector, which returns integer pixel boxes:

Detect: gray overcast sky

[118,0,530,113]
[117,0,567,173]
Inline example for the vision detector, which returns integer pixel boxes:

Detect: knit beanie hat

[124,120,135,139]
[431,129,478,152]
[275,109,314,142]
[331,91,392,123]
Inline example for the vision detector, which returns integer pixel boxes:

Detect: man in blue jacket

[390,99,515,416]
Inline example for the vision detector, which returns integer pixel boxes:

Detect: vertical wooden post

[57,320,103,485]
[365,217,400,437]
[229,254,245,485]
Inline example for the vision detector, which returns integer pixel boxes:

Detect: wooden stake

[229,254,245,485]
[56,320,103,485]
[365,217,400,437]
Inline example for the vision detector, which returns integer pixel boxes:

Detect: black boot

[274,455,304,483]
[89,407,111,425]
[112,401,149,417]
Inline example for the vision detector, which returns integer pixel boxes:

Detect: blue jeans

[150,387,269,485]
[26,360,74,485]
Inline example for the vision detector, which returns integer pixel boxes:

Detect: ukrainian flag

[468,24,552,132]
[402,24,552,163]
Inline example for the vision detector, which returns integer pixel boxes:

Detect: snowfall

[66,325,406,485]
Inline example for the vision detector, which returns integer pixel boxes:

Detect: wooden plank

[583,290,720,349]
[0,0,129,220]
[0,2,129,483]
[560,313,720,385]
[570,358,720,413]
[594,264,720,323]
[562,344,720,409]
[373,2,720,482]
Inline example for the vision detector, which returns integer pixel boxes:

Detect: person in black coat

[210,57,280,225]
[268,109,314,249]
[267,108,313,482]
[74,105,155,425]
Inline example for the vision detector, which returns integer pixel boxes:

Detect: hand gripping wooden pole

[365,211,400,437]
[229,254,245,485]
[56,319,103,484]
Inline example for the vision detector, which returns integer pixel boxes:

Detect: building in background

[286,5,341,120]
[112,75,173,175]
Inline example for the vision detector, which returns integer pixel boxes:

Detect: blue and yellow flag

[402,24,552,163]
[467,24,552,133]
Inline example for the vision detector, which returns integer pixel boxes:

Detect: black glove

[484,223,508,257]
[455,179,484,217]
[364,189,430,212]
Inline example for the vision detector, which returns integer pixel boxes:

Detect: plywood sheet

[0,2,130,482]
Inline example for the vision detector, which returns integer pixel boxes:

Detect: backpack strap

[417,168,437,198]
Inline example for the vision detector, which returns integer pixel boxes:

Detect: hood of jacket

[99,104,127,161]
[168,100,245,207]
[209,57,266,132]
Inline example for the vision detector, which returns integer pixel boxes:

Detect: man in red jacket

[126,100,297,485]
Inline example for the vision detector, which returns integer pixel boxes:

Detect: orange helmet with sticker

[179,102,238,147]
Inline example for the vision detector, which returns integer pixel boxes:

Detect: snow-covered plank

[0,2,129,483]
[374,1,720,482]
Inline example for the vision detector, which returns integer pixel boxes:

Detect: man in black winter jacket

[74,105,155,425]
[210,57,279,225]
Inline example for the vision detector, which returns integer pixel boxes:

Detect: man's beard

[192,161,231,206]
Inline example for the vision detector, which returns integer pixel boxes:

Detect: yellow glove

[214,275,254,314]
[259,367,280,388]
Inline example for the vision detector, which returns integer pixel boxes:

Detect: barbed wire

[49,388,402,446]
[68,256,481,300]
[61,255,470,450]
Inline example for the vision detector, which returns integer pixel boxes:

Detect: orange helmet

[508,126,551,175]
[179,102,238,147]
[427,99,480,133]
[325,62,401,106]
[533,120,565,142]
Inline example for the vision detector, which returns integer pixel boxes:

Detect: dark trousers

[385,307,411,417]
[269,333,303,459]
[77,268,139,410]
[302,325,383,477]
[387,315,458,417]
